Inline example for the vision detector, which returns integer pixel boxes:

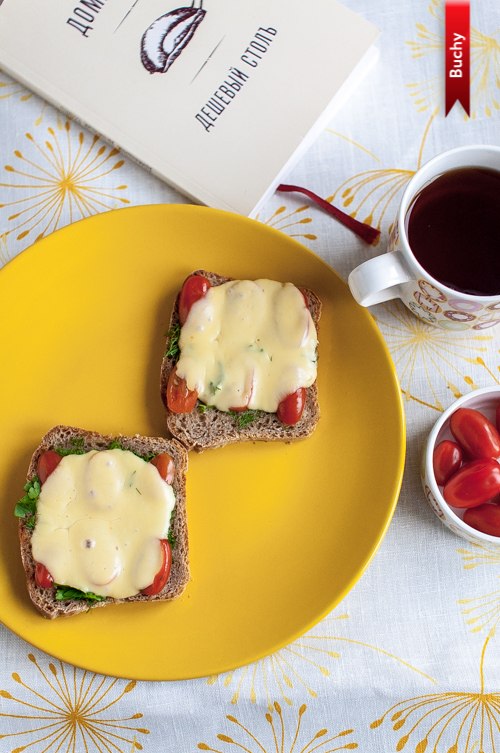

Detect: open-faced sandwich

[15,425,189,618]
[160,270,321,451]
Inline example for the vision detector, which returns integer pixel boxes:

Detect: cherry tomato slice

[432,440,463,486]
[150,453,175,485]
[35,562,54,589]
[464,503,500,537]
[166,369,198,413]
[37,450,62,484]
[496,403,500,434]
[443,458,500,508]
[277,387,306,426]
[141,540,172,596]
[450,407,500,461]
[178,274,211,325]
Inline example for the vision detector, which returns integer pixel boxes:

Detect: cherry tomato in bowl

[463,503,500,537]
[450,407,500,461]
[422,386,500,545]
[442,459,500,509]
[432,440,462,486]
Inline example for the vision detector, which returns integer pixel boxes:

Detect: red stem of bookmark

[445,0,470,116]
[276,184,380,246]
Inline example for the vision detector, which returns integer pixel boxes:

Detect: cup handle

[348,251,414,307]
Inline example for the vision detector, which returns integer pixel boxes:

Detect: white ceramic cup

[348,145,500,330]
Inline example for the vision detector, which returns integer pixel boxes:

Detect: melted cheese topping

[176,279,318,412]
[31,450,175,599]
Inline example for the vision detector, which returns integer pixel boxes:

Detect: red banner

[445,0,470,116]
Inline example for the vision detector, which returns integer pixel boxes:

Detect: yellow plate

[0,205,405,680]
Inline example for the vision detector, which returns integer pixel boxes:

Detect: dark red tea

[406,166,500,296]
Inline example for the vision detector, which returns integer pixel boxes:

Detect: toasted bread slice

[160,270,321,451]
[18,425,189,619]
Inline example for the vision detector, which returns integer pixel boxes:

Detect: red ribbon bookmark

[445,0,470,116]
[276,184,380,245]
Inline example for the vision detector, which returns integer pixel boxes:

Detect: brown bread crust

[19,425,189,619]
[160,270,321,451]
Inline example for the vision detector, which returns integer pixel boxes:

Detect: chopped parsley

[106,440,155,462]
[230,409,258,428]
[167,528,177,548]
[54,436,86,456]
[55,586,105,602]
[165,323,181,359]
[198,403,214,414]
[14,477,41,529]
[167,508,177,548]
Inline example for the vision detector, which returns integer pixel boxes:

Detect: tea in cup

[348,145,500,330]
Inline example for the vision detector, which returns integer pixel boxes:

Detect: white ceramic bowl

[422,386,500,545]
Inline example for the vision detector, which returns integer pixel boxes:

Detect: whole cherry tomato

[496,403,500,434]
[37,450,62,484]
[141,540,172,596]
[277,387,306,426]
[35,562,54,589]
[443,458,500,508]
[450,407,500,461]
[150,453,175,485]
[178,274,211,325]
[463,503,500,536]
[166,369,198,413]
[433,440,463,486]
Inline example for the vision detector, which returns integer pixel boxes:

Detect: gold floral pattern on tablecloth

[0,119,129,254]
[0,652,149,752]
[255,203,317,242]
[458,544,500,635]
[207,611,435,708]
[0,70,49,124]
[0,71,32,104]
[324,113,437,242]
[198,702,358,753]
[370,632,499,753]
[406,0,500,118]
[372,301,499,411]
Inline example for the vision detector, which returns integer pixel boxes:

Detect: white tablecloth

[1,1,500,751]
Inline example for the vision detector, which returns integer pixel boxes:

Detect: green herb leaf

[55,585,105,602]
[15,477,41,524]
[167,508,176,548]
[107,439,125,451]
[107,440,155,462]
[55,436,86,456]
[198,403,214,414]
[230,409,258,428]
[167,529,177,547]
[165,323,181,359]
[14,499,36,518]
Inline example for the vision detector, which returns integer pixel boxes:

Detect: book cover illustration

[141,1,206,74]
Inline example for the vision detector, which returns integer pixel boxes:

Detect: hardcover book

[0,0,379,216]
